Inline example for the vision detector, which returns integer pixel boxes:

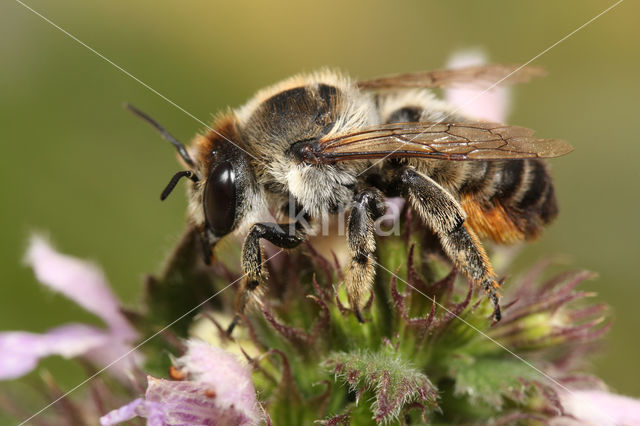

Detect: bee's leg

[395,167,502,321]
[197,225,213,265]
[345,188,386,322]
[227,222,306,335]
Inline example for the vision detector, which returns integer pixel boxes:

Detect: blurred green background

[1,0,638,403]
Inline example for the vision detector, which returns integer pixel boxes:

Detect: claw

[482,278,502,322]
[491,293,502,322]
[226,315,241,336]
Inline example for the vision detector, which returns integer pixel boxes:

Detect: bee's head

[126,104,256,262]
[196,120,256,249]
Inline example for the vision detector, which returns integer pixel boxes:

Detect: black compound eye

[203,161,236,236]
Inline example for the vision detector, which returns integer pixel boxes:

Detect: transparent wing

[357,64,546,90]
[300,122,573,164]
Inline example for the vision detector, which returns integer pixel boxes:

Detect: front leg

[228,221,306,334]
[396,167,502,321]
[345,188,386,322]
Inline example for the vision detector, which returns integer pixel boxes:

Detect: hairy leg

[344,188,385,322]
[396,167,502,321]
[228,221,306,334]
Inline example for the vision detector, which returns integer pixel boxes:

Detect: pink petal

[0,324,111,380]
[100,377,259,426]
[99,397,145,425]
[555,390,640,426]
[175,339,259,419]
[381,197,405,228]
[25,235,136,339]
[444,49,511,123]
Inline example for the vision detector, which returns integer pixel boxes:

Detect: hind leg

[395,167,502,321]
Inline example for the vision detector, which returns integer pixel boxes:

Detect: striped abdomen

[379,101,559,244]
[457,159,558,243]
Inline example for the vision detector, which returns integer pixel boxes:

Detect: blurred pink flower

[101,339,261,426]
[0,235,141,381]
[552,389,640,426]
[445,49,511,123]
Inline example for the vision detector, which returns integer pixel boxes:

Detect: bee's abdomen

[460,159,558,243]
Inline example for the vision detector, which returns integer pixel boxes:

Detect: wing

[299,122,573,164]
[357,64,546,90]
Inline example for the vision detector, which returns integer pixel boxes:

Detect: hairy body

[133,66,569,331]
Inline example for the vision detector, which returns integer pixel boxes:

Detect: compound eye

[203,161,236,236]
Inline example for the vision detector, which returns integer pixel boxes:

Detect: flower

[445,49,511,123]
[0,235,141,382]
[100,339,261,426]
[554,390,640,426]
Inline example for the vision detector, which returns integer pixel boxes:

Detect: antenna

[124,103,196,168]
[160,170,198,201]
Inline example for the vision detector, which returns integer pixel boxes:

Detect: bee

[127,64,571,331]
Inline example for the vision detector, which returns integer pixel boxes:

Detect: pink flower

[445,49,511,123]
[101,339,261,425]
[553,390,640,426]
[0,235,141,381]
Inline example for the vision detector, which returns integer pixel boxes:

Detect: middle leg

[344,188,386,322]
